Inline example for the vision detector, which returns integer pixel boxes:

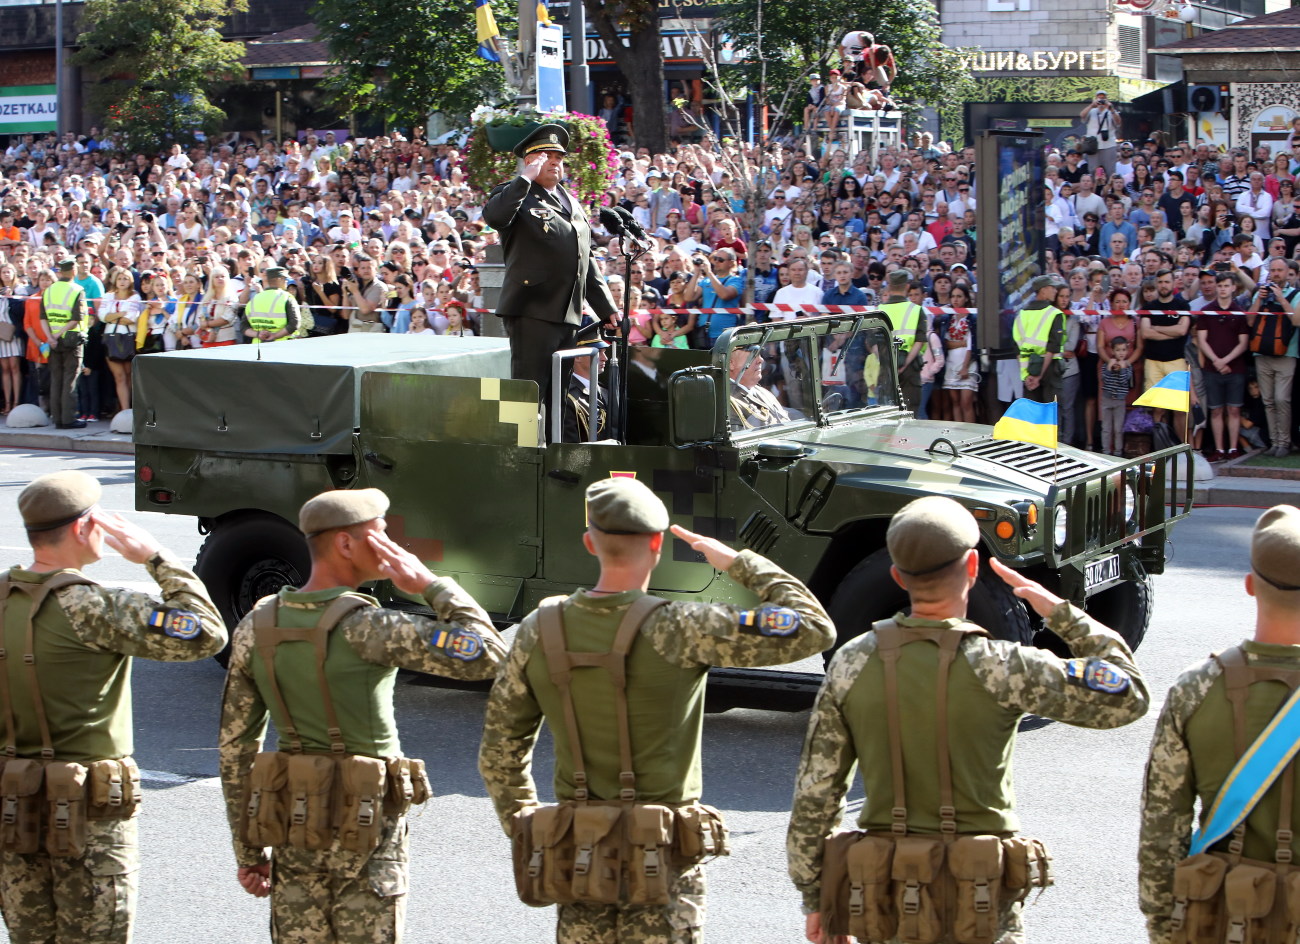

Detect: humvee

[132,313,1193,700]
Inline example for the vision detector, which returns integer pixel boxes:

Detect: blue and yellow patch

[147,608,202,640]
[1067,658,1131,695]
[431,627,484,661]
[738,606,801,637]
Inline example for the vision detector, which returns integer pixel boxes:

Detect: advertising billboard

[976,130,1044,350]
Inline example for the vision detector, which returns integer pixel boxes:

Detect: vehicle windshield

[725,318,897,433]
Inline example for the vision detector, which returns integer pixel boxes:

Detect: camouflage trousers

[0,817,139,944]
[270,815,408,944]
[877,900,1024,944]
[555,866,706,944]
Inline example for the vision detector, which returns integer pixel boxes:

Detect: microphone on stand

[598,206,629,238]
[612,206,651,248]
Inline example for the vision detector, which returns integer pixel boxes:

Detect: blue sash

[1189,657,1300,856]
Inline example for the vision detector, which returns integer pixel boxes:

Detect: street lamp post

[54,0,64,140]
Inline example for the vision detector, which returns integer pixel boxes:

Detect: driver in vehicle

[729,345,791,430]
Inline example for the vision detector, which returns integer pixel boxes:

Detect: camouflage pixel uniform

[0,553,227,944]
[479,550,836,944]
[1138,640,1300,944]
[787,604,1149,943]
[218,578,504,944]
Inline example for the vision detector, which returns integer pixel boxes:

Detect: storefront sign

[963,50,1117,73]
[0,85,56,134]
[566,31,705,65]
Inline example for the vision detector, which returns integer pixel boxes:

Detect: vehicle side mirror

[668,367,724,447]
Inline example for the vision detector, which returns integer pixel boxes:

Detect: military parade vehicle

[132,313,1193,700]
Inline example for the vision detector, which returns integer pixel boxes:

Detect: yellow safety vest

[247,288,290,338]
[1012,305,1061,379]
[880,300,927,354]
[42,280,84,330]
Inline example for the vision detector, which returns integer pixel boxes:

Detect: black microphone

[598,206,628,237]
[612,205,650,244]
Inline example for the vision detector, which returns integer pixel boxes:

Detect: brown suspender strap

[252,594,374,755]
[934,632,963,836]
[875,623,910,836]
[537,595,669,804]
[0,573,95,759]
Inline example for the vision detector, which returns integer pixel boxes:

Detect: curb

[0,429,134,456]
[1194,478,1300,509]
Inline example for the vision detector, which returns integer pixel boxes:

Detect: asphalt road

[0,448,1261,943]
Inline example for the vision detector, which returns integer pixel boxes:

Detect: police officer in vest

[480,477,835,944]
[1012,275,1067,404]
[878,269,929,414]
[40,259,87,429]
[788,496,1149,944]
[218,488,506,943]
[561,323,610,443]
[0,471,226,942]
[243,266,302,343]
[1139,505,1300,943]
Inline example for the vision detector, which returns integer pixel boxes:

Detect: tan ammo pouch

[242,752,289,848]
[1167,852,1300,944]
[43,761,88,857]
[0,758,45,854]
[673,801,729,863]
[87,758,141,820]
[570,804,624,904]
[1224,863,1276,944]
[627,804,674,905]
[287,754,336,851]
[337,755,387,853]
[949,835,1005,944]
[384,756,431,815]
[512,803,578,907]
[846,833,898,942]
[1001,836,1053,901]
[894,836,946,944]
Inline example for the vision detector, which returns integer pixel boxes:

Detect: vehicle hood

[772,415,1118,498]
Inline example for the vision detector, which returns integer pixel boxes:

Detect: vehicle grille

[960,438,1099,481]
[739,512,780,554]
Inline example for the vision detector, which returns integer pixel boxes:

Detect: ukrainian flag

[1134,370,1190,413]
[537,0,552,24]
[476,0,502,62]
[992,398,1058,450]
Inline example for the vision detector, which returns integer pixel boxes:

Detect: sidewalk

[0,418,133,456]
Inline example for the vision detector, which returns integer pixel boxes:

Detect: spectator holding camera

[1246,256,1300,456]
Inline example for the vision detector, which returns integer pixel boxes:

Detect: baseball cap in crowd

[647,169,662,179]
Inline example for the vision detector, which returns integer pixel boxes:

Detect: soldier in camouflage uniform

[0,471,227,943]
[217,488,506,943]
[479,476,836,944]
[1139,505,1300,944]
[787,496,1149,944]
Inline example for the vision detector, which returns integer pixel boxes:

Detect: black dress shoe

[56,420,87,429]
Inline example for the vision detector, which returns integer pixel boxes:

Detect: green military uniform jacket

[1,552,226,764]
[478,550,835,832]
[218,578,505,868]
[787,604,1149,912]
[1140,640,1300,944]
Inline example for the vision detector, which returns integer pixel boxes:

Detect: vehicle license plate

[1084,554,1121,592]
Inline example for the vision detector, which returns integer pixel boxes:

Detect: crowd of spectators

[0,122,1296,461]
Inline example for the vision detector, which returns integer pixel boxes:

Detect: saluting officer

[788,496,1148,944]
[878,269,929,414]
[41,259,87,429]
[561,323,610,443]
[243,266,302,343]
[1139,506,1300,943]
[482,123,618,415]
[218,488,506,943]
[480,477,835,943]
[1012,275,1067,404]
[0,471,226,942]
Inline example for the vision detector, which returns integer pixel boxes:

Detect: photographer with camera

[684,247,744,348]
[1247,256,1300,456]
[1080,90,1119,178]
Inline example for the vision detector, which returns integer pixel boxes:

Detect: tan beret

[887,496,980,576]
[19,471,101,532]
[586,477,669,535]
[299,488,389,537]
[1252,505,1300,591]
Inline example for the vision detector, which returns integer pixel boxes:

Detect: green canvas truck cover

[132,334,513,455]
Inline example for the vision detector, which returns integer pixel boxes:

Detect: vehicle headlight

[1054,504,1069,549]
[1124,484,1136,523]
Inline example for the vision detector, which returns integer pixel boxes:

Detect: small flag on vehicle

[992,398,1058,450]
[1133,370,1190,413]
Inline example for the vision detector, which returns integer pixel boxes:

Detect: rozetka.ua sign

[0,85,56,134]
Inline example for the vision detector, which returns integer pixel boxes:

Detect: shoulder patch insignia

[148,608,202,640]
[738,606,801,637]
[1067,658,1131,695]
[432,627,484,661]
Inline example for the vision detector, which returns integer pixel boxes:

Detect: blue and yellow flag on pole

[1133,370,1190,413]
[476,0,502,62]
[992,398,1058,450]
[537,0,552,24]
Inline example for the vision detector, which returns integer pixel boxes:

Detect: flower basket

[466,108,619,209]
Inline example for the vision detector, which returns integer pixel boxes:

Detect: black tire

[1081,570,1153,652]
[827,548,1032,657]
[195,514,310,667]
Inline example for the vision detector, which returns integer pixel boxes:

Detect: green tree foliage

[312,0,510,130]
[719,0,974,126]
[74,0,247,153]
